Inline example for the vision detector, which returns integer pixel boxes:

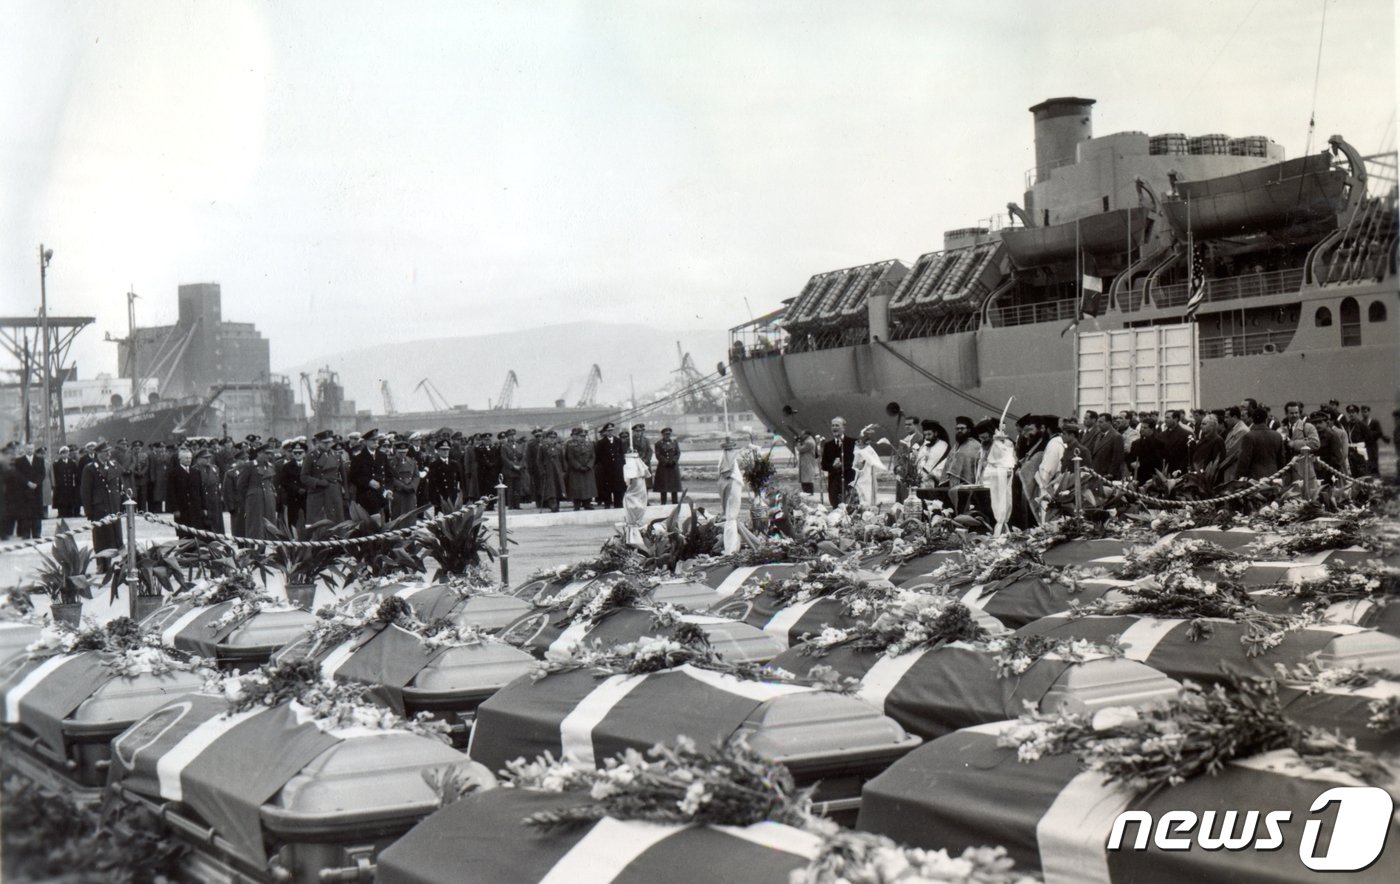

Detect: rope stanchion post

[1072,453,1084,515]
[1300,446,1318,502]
[122,497,139,619]
[496,475,509,587]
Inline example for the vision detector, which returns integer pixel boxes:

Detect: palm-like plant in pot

[28,526,95,626]
[414,497,497,582]
[266,518,348,609]
[102,540,193,623]
[333,501,428,585]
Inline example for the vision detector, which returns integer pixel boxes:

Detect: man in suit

[1156,410,1192,475]
[820,417,857,506]
[1280,401,1320,454]
[1221,407,1249,480]
[1088,412,1125,479]
[1360,405,1389,476]
[1191,414,1226,472]
[1235,407,1287,480]
[167,446,205,530]
[10,443,45,539]
[424,439,465,513]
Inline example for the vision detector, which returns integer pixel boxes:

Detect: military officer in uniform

[349,429,390,515]
[302,429,347,528]
[652,427,683,505]
[500,429,529,509]
[80,443,125,569]
[388,440,422,521]
[565,427,597,510]
[594,423,626,508]
[425,439,465,513]
[52,445,82,519]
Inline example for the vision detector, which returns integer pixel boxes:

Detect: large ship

[728,97,1398,440]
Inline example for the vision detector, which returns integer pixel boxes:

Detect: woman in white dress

[851,425,890,508]
[622,432,652,544]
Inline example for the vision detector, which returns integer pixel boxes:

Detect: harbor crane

[576,364,601,407]
[492,370,519,410]
[379,379,396,415]
[414,377,451,412]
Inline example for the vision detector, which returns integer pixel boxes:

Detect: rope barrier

[1077,457,1300,509]
[138,495,498,552]
[1312,457,1382,487]
[0,513,125,556]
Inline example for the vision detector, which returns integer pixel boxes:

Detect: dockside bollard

[1300,446,1318,502]
[123,497,139,619]
[496,476,509,586]
[1072,453,1083,515]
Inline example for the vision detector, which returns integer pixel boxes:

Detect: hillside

[277,322,730,414]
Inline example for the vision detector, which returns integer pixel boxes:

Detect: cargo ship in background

[729,97,1398,441]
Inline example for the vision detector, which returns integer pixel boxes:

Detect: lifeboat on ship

[1162,150,1350,240]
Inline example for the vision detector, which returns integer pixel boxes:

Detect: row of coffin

[1,525,1397,882]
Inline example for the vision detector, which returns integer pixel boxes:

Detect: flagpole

[1185,197,1192,325]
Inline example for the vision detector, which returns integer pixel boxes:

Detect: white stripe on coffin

[394,584,435,601]
[856,650,929,712]
[3,654,71,723]
[559,674,649,766]
[538,817,679,884]
[762,599,824,645]
[1033,747,1367,884]
[0,622,33,632]
[713,821,823,858]
[1036,770,1136,884]
[1116,618,1182,663]
[547,621,596,657]
[156,708,263,803]
[959,585,989,610]
[161,606,211,648]
[713,566,761,598]
[675,664,811,702]
[319,639,360,680]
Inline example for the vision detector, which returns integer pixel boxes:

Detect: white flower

[678,781,710,815]
[1091,706,1140,731]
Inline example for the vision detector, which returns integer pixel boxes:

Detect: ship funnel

[1029,97,1095,174]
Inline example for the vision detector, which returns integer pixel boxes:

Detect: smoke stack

[1029,97,1095,173]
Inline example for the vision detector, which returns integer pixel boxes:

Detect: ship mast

[126,286,139,405]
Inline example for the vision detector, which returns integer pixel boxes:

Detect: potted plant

[414,498,498,583]
[267,518,347,609]
[29,526,95,626]
[333,501,428,585]
[102,540,192,623]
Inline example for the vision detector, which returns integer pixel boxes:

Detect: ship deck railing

[1147,267,1305,310]
[986,297,1078,328]
[1198,328,1296,359]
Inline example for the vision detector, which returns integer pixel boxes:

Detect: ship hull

[64,400,219,448]
[734,279,1399,439]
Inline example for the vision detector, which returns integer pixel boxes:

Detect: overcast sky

[3,0,1395,380]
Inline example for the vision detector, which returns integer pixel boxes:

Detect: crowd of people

[0,422,689,554]
[790,398,1394,530]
